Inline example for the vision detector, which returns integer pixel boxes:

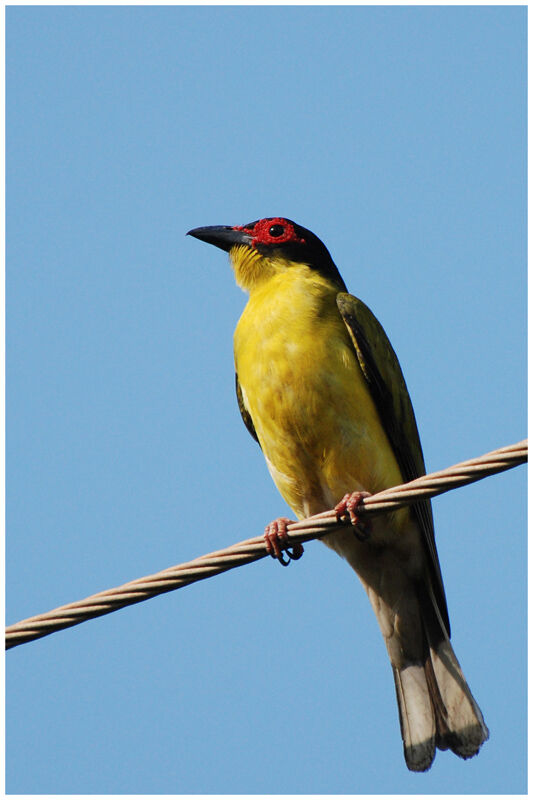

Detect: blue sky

[6,5,526,795]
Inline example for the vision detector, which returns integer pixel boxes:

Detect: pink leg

[335,491,372,541]
[264,517,304,566]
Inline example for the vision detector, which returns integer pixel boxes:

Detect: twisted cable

[6,439,526,650]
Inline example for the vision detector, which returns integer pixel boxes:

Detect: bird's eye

[269,224,285,237]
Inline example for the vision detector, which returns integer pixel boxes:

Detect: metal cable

[6,439,527,650]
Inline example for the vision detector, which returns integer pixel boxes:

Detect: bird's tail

[392,584,489,772]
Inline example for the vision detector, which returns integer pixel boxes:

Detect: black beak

[186,225,253,253]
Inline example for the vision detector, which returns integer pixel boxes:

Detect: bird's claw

[264,517,304,566]
[335,491,372,542]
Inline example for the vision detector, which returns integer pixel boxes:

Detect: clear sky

[6,5,526,795]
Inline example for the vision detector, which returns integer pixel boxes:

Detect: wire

[5,439,527,650]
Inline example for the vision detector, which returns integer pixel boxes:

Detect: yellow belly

[234,271,404,520]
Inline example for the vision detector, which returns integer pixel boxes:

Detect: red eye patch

[235,218,306,247]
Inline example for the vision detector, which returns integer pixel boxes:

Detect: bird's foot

[264,517,304,566]
[335,491,372,541]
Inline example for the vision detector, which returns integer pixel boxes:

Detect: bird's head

[187,217,346,293]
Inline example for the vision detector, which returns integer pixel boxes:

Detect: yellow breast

[234,266,402,519]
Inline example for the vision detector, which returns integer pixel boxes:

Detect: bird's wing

[235,373,260,445]
[336,292,450,635]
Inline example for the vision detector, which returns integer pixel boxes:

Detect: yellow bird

[188,216,488,772]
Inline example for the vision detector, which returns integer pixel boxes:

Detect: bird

[187,216,488,772]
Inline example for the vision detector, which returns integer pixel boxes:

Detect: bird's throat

[229,245,273,292]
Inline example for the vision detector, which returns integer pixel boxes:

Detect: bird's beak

[186,225,253,252]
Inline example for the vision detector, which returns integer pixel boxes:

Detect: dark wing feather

[235,373,260,446]
[336,292,450,635]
